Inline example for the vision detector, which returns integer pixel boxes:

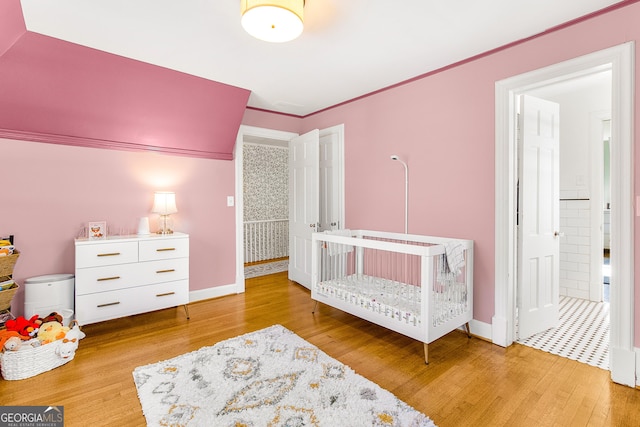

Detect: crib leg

[312,300,318,314]
[464,322,471,338]
[423,343,429,365]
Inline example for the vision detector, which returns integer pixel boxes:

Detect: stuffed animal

[0,330,27,351]
[37,321,69,344]
[55,323,85,359]
[37,312,64,326]
[3,336,23,351]
[65,322,86,342]
[5,315,40,339]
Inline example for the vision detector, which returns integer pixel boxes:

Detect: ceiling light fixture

[241,0,304,43]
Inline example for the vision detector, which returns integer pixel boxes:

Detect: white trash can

[24,273,75,325]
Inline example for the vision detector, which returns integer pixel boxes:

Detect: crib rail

[311,230,473,344]
[244,219,289,263]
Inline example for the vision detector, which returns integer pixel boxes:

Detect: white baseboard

[491,315,509,347]
[636,347,640,387]
[469,319,492,342]
[189,283,238,303]
[610,345,636,387]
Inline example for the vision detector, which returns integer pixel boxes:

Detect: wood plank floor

[1,272,639,426]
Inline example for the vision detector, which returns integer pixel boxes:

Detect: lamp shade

[241,0,304,43]
[151,192,178,215]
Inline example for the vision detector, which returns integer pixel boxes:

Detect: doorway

[234,125,345,291]
[494,42,635,386]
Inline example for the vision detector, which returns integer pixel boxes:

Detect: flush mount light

[241,0,304,43]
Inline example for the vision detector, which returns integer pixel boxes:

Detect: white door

[517,94,561,340]
[319,132,340,232]
[288,129,319,287]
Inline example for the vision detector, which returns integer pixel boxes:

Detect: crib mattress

[315,274,422,326]
[315,274,469,328]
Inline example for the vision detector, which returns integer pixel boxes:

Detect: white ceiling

[20,0,622,116]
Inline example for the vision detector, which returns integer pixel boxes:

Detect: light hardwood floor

[1,271,639,426]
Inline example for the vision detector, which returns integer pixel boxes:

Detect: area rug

[244,260,288,279]
[133,325,436,427]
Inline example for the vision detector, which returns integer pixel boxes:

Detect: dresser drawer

[75,263,143,295]
[139,238,189,261]
[139,258,189,285]
[76,241,138,268]
[75,280,188,325]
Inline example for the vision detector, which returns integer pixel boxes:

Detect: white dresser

[74,232,189,325]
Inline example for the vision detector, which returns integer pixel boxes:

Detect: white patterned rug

[244,260,289,279]
[133,325,436,427]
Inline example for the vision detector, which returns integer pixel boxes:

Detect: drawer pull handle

[156,269,175,274]
[97,252,121,257]
[156,292,176,297]
[156,248,176,252]
[97,302,120,308]
[97,276,121,282]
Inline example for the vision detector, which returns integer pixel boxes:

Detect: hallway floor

[517,295,610,370]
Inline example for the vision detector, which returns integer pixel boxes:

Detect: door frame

[234,125,299,293]
[234,124,345,292]
[589,110,611,302]
[493,42,635,386]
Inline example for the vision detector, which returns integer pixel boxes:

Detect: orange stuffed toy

[5,315,40,339]
[0,330,28,351]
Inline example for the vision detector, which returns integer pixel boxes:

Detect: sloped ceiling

[0,0,250,160]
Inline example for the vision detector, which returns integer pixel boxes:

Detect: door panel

[518,94,560,340]
[288,129,319,288]
[319,132,340,232]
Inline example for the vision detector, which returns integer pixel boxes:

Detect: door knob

[554,231,565,237]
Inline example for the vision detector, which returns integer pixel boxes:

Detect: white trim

[636,347,640,386]
[234,125,299,294]
[495,42,635,386]
[319,124,346,231]
[469,319,492,343]
[189,283,237,303]
[589,110,611,302]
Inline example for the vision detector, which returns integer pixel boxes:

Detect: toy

[4,336,22,351]
[37,312,63,326]
[56,322,85,359]
[5,315,40,339]
[37,321,69,345]
[0,330,27,351]
[65,322,86,342]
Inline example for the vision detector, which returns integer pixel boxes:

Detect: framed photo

[88,221,107,240]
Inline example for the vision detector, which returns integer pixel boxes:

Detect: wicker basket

[0,338,77,380]
[0,250,20,278]
[0,250,20,312]
[0,283,19,311]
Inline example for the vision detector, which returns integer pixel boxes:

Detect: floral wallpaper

[243,144,288,221]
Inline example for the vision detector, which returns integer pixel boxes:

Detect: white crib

[311,230,473,364]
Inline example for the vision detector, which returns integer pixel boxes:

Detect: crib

[311,230,473,364]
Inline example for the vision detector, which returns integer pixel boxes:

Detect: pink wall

[299,1,640,343]
[1,138,236,317]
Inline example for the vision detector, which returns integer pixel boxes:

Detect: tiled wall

[559,190,591,299]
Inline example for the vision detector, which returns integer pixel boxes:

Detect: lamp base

[156,215,174,235]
